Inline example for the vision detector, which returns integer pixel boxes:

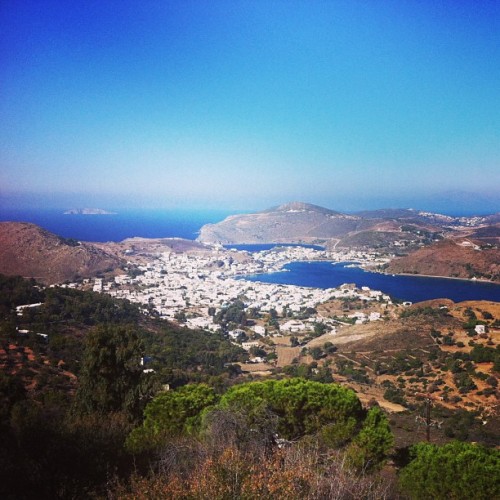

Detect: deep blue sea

[1,210,499,302]
[0,208,232,242]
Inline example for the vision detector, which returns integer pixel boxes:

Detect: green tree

[310,346,324,360]
[215,300,246,328]
[126,384,218,453]
[0,372,26,427]
[75,324,147,420]
[313,322,328,336]
[399,441,500,499]
[347,406,393,471]
[218,378,363,440]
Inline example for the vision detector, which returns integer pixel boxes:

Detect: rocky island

[63,208,116,215]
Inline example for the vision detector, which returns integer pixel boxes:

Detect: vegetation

[140,324,247,387]
[126,383,218,453]
[113,438,396,499]
[1,274,499,498]
[346,406,394,472]
[399,441,500,499]
[336,359,371,384]
[0,274,44,314]
[0,275,247,497]
[470,344,499,363]
[30,285,142,327]
[282,362,333,383]
[382,381,407,406]
[214,299,247,329]
[216,378,364,441]
[75,324,152,420]
[120,378,395,497]
[400,306,449,318]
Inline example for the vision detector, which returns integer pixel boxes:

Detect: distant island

[63,208,116,215]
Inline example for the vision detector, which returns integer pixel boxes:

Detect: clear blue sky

[1,1,499,213]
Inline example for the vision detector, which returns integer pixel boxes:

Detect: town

[89,244,394,340]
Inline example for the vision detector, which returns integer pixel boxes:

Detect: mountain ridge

[197,201,496,245]
[198,201,365,245]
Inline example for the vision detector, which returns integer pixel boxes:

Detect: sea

[0,208,231,242]
[1,208,499,303]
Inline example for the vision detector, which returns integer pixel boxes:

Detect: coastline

[380,271,498,285]
[242,255,500,289]
[242,259,500,302]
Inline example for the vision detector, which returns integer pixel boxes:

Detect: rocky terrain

[198,201,498,245]
[198,202,363,244]
[0,222,122,284]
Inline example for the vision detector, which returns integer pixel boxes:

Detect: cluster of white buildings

[99,245,391,333]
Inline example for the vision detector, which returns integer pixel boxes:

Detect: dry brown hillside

[386,238,500,283]
[0,222,122,284]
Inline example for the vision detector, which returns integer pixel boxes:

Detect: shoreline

[241,259,500,303]
[244,257,500,288]
[380,271,498,285]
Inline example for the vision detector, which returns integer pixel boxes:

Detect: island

[63,208,116,215]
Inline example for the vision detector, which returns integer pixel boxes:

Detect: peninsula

[198,202,500,282]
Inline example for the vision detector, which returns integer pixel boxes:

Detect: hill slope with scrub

[0,222,122,284]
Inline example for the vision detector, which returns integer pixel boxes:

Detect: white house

[474,324,486,335]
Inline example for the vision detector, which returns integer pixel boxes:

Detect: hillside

[0,274,246,498]
[198,201,497,248]
[198,202,369,244]
[0,222,122,284]
[386,238,500,283]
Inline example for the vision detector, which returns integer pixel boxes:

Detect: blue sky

[1,1,499,213]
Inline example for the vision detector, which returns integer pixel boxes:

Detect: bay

[244,261,500,303]
[1,211,498,302]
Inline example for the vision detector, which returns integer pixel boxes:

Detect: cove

[243,261,500,303]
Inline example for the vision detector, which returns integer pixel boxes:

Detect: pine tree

[347,406,394,471]
[75,324,146,420]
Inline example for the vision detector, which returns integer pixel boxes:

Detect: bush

[383,385,407,406]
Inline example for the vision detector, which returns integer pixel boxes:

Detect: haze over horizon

[1,1,499,214]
